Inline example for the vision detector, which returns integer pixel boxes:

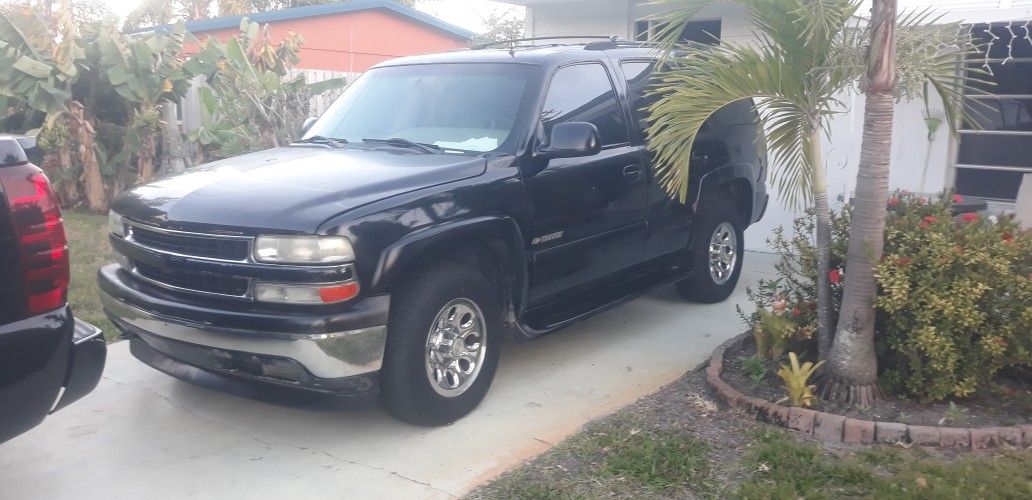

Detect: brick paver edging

[705,333,1032,450]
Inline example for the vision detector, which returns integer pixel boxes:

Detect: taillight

[0,168,69,316]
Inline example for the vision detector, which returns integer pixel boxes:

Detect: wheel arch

[370,216,528,323]
[694,164,756,227]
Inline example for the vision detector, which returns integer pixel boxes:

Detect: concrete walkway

[0,252,777,499]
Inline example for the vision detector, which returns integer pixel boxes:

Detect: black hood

[111,147,487,233]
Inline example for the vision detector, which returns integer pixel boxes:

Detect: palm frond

[645,42,815,206]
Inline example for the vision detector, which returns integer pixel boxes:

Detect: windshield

[304,63,534,154]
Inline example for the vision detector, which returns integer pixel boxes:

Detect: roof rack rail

[471,35,619,50]
[584,39,662,50]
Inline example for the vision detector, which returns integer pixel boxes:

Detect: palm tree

[648,0,861,358]
[647,0,982,378]
[821,1,983,404]
[820,0,897,405]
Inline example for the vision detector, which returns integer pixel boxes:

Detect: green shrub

[876,192,1032,401]
[737,207,852,359]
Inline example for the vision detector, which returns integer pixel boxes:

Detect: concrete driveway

[0,252,776,499]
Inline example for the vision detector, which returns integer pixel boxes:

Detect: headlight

[254,281,360,304]
[254,235,354,264]
[108,211,126,237]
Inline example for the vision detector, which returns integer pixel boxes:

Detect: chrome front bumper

[100,291,387,380]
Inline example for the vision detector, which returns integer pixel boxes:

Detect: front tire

[381,262,501,426]
[676,197,745,303]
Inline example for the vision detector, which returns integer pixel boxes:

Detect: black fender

[370,216,529,316]
[693,163,759,225]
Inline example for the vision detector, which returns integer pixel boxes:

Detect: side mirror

[300,116,318,136]
[536,122,601,161]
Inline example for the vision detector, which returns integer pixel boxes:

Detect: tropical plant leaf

[13,55,52,79]
[307,76,348,95]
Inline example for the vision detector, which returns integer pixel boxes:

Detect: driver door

[524,62,648,306]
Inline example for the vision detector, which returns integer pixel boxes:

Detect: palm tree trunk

[809,127,834,360]
[822,0,897,406]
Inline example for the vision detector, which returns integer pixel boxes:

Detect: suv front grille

[130,225,250,261]
[134,261,250,297]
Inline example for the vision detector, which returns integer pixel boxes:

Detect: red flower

[888,197,901,207]
[791,307,802,317]
[1003,232,1014,243]
[828,269,842,284]
[894,257,912,266]
[953,194,965,203]
[923,216,937,224]
[961,213,978,223]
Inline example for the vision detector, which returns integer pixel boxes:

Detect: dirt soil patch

[723,340,1032,428]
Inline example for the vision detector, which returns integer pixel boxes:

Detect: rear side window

[621,60,658,132]
[540,63,628,146]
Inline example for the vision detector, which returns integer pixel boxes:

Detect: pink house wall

[186,9,469,73]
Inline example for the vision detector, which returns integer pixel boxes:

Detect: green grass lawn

[477,421,1032,499]
[64,210,119,341]
[470,369,1032,499]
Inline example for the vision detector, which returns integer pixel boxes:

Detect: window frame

[618,58,659,141]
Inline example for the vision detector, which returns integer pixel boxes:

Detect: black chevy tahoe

[100,42,767,425]
[1,135,106,444]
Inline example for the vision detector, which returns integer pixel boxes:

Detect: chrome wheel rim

[425,298,487,398]
[709,222,737,285]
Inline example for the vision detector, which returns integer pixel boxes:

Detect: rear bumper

[98,264,388,395]
[0,307,105,443]
[51,319,106,413]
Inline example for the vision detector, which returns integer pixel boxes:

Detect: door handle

[623,165,643,183]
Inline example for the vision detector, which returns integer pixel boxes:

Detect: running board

[517,260,691,337]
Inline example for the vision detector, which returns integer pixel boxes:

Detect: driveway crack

[102,377,459,498]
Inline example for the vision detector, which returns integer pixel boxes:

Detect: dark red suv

[0,135,106,444]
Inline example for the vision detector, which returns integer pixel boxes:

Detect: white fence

[179,69,358,133]
[291,69,358,117]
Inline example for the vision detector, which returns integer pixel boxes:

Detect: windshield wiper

[362,137,443,154]
[295,136,349,149]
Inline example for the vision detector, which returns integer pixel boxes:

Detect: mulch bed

[723,338,1032,428]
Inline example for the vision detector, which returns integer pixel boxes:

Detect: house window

[634,19,721,45]
[954,22,1032,202]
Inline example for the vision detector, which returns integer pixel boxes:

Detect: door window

[540,63,629,147]
[621,60,658,131]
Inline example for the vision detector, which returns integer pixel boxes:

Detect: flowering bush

[876,192,1032,401]
[737,207,851,359]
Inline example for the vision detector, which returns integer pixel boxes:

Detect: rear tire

[381,262,501,426]
[676,196,745,304]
